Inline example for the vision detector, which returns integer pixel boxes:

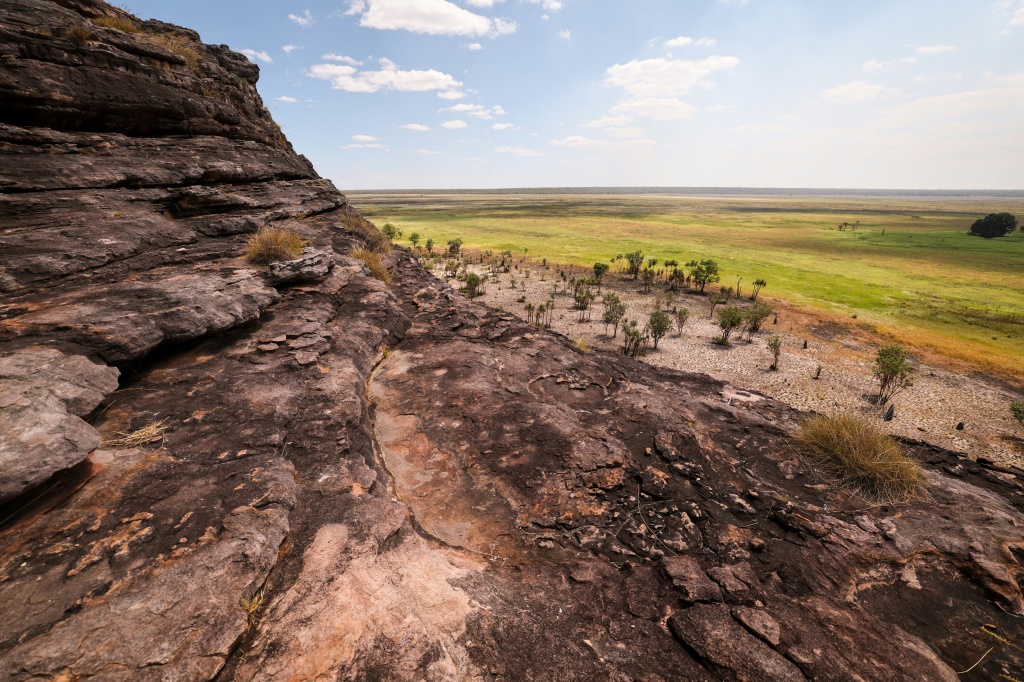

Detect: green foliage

[425,237,434,254]
[622,319,649,358]
[716,305,745,345]
[767,335,782,370]
[381,222,402,241]
[873,344,914,404]
[647,310,671,349]
[969,213,1017,239]
[673,307,689,334]
[602,293,627,337]
[409,232,420,247]
[687,258,720,292]
[743,301,774,340]
[625,250,645,279]
[751,278,767,300]
[640,267,655,292]
[1010,401,1024,426]
[447,237,463,257]
[462,272,485,297]
[593,262,609,283]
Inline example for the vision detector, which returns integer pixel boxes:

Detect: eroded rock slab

[0,347,118,503]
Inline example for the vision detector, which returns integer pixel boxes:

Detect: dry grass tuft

[63,25,93,46]
[793,414,927,504]
[106,419,169,448]
[148,34,202,71]
[239,587,266,629]
[573,337,591,353]
[245,226,304,265]
[351,247,391,285]
[90,15,140,33]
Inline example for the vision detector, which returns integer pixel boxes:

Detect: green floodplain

[349,190,1024,382]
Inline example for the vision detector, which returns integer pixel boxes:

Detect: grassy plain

[350,192,1024,381]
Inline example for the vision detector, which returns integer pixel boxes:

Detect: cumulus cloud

[559,29,572,39]
[288,10,315,28]
[322,54,364,66]
[820,80,889,103]
[526,0,563,11]
[402,124,431,131]
[437,90,467,99]
[491,122,521,130]
[346,0,517,37]
[494,146,544,157]
[352,134,379,142]
[308,58,464,98]
[915,45,956,54]
[465,0,503,5]
[282,45,301,55]
[441,119,468,129]
[274,96,298,103]
[467,43,483,50]
[444,103,506,119]
[240,49,273,64]
[665,36,693,47]
[606,55,740,98]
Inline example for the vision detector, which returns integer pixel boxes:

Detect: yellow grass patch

[245,226,304,265]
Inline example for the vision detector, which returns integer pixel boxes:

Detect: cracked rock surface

[1,1,1022,680]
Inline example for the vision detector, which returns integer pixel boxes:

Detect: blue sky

[119,0,1024,190]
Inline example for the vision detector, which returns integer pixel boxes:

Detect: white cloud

[415,149,442,155]
[1014,3,1024,26]
[734,123,789,134]
[341,143,389,150]
[441,119,468,129]
[465,0,502,5]
[308,58,463,95]
[348,0,517,37]
[583,114,634,128]
[915,45,956,54]
[240,49,273,64]
[467,43,483,50]
[695,37,717,47]
[321,54,364,66]
[611,97,696,121]
[820,80,889,103]
[605,55,740,98]
[443,103,506,119]
[559,29,572,39]
[491,122,521,130]
[494,146,544,157]
[526,0,563,11]
[288,10,315,28]
[401,124,432,131]
[876,80,1024,128]
[274,96,298,103]
[283,45,301,55]
[863,57,916,71]
[666,36,693,47]
[352,134,379,142]
[437,90,467,99]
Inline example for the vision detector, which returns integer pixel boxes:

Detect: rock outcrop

[1,1,1022,680]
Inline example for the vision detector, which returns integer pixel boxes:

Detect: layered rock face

[1,1,1022,680]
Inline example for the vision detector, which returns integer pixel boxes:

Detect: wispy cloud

[321,54,364,66]
[240,49,273,64]
[915,45,956,54]
[401,123,431,131]
[494,146,544,157]
[288,10,315,28]
[820,80,890,103]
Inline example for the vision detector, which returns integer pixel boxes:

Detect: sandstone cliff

[1,1,1022,679]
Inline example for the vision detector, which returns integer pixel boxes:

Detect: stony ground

[443,261,1024,470]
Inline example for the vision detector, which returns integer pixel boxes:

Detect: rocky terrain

[1,1,1022,680]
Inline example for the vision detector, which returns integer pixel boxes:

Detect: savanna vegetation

[352,192,1024,381]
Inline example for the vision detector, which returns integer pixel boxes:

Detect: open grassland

[350,192,1024,381]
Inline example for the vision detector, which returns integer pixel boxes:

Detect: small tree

[767,335,782,370]
[689,258,720,292]
[593,262,609,286]
[381,223,402,241]
[622,319,649,358]
[409,232,420,248]
[874,344,914,404]
[673,307,689,335]
[715,306,744,345]
[969,213,1017,239]
[602,294,627,337]
[647,310,671,349]
[668,268,686,292]
[720,285,734,302]
[425,238,434,255]
[707,291,725,318]
[447,238,463,257]
[625,250,645,280]
[463,273,486,297]
[444,260,460,278]
[641,267,656,293]
[742,301,774,341]
[751,278,767,301]
[1010,401,1024,427]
